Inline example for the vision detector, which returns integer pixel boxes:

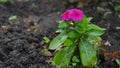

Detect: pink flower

[61,10,72,21]
[61,9,84,21]
[71,9,84,21]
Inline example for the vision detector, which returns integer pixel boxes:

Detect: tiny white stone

[105,41,111,46]
[116,27,120,29]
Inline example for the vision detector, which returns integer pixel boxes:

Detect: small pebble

[116,27,120,29]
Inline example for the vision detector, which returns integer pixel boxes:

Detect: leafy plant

[49,9,104,67]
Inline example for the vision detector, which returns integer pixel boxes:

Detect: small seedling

[8,15,17,21]
[115,59,120,66]
[43,36,50,43]
[114,5,120,12]
[72,56,79,66]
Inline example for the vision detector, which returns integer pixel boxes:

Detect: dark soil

[0,0,120,68]
[0,23,53,68]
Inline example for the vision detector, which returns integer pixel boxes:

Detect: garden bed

[0,0,120,68]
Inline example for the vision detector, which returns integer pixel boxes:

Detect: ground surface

[0,0,120,68]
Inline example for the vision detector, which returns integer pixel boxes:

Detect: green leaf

[85,29,104,36]
[79,39,97,67]
[115,59,120,65]
[72,63,77,66]
[68,31,80,39]
[75,16,88,26]
[87,35,101,43]
[56,29,62,33]
[75,16,88,33]
[75,26,87,33]
[80,16,88,24]
[58,21,68,29]
[56,65,61,68]
[43,36,50,43]
[87,24,104,30]
[53,48,66,65]
[87,17,93,22]
[53,44,76,67]
[8,15,17,21]
[72,56,79,63]
[86,24,105,38]
[49,33,67,50]
[64,39,73,46]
